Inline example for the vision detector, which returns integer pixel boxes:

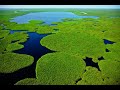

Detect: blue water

[103,39,115,44]
[10,12,98,25]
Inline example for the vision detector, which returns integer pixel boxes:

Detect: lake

[10,12,98,25]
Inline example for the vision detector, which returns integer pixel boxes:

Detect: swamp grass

[15,78,40,85]
[77,66,104,85]
[0,53,34,73]
[0,30,29,54]
[98,60,120,84]
[39,17,120,85]
[40,32,106,62]
[6,42,24,52]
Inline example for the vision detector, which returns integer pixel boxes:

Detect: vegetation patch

[39,17,120,85]
[71,9,120,17]
[0,38,9,53]
[6,42,24,52]
[0,53,34,73]
[77,66,104,85]
[36,25,54,34]
[28,20,44,24]
[98,60,120,84]
[77,65,120,85]
[103,42,120,62]
[4,32,29,43]
[40,32,106,61]
[35,52,86,85]
[0,30,29,54]
[15,78,40,85]
[0,30,9,39]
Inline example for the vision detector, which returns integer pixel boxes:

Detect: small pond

[103,39,115,44]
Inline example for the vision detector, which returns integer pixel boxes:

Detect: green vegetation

[0,53,34,73]
[15,78,40,85]
[103,42,120,62]
[28,20,44,24]
[6,42,24,52]
[0,28,34,73]
[0,30,9,39]
[98,60,120,85]
[40,32,106,62]
[36,25,54,34]
[36,52,86,85]
[0,25,3,29]
[0,8,120,85]
[77,66,120,85]
[61,18,78,22]
[40,16,120,85]
[15,52,86,85]
[4,32,28,43]
[77,66,104,85]
[0,31,29,54]
[71,9,120,17]
[5,19,49,33]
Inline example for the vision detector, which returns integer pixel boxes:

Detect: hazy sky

[0,5,120,9]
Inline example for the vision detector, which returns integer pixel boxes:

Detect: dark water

[98,56,104,60]
[103,39,115,44]
[10,12,98,25]
[83,57,100,71]
[106,49,110,52]
[12,31,55,61]
[0,30,55,85]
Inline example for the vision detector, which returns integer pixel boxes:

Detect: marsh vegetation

[0,8,120,85]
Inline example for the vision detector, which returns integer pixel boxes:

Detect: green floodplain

[0,8,120,85]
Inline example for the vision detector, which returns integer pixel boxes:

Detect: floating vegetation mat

[0,53,34,73]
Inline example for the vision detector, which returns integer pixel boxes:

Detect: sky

[0,5,120,9]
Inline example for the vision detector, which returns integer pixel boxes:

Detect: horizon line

[0,5,120,9]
